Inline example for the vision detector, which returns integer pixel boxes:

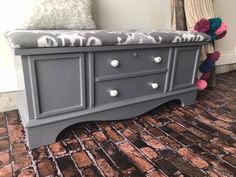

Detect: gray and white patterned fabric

[5,29,211,49]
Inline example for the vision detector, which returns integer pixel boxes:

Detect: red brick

[49,141,66,156]
[92,131,107,142]
[160,136,181,150]
[121,129,137,140]
[178,148,209,169]
[209,112,234,123]
[0,127,7,137]
[214,120,230,129]
[142,115,162,126]
[112,122,125,130]
[147,127,164,137]
[223,155,236,167]
[0,165,12,177]
[64,138,81,150]
[97,159,119,177]
[82,167,101,177]
[0,138,9,151]
[99,123,123,142]
[12,142,31,170]
[147,170,166,177]
[82,139,98,149]
[0,113,5,127]
[140,147,158,160]
[197,116,233,136]
[140,131,165,149]
[8,124,24,142]
[122,167,139,177]
[211,138,236,155]
[56,156,80,177]
[119,142,154,172]
[124,121,142,134]
[168,123,186,133]
[32,146,47,161]
[72,151,92,168]
[5,110,19,125]
[0,151,10,166]
[207,169,228,177]
[37,160,55,177]
[188,127,212,141]
[18,168,35,177]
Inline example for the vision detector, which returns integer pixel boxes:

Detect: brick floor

[0,71,236,177]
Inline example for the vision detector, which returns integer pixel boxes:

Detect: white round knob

[154,57,162,63]
[110,60,120,67]
[110,90,119,97]
[151,83,159,89]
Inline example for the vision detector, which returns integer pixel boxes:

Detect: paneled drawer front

[94,48,170,77]
[95,73,166,106]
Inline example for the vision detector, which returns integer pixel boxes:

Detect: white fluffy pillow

[23,0,96,30]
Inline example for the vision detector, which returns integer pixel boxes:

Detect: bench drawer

[94,48,170,77]
[95,73,166,106]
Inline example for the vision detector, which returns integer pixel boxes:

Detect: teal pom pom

[209,17,222,32]
[208,32,217,41]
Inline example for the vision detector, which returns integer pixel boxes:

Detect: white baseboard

[216,53,236,66]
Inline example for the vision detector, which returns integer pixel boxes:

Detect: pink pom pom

[215,22,228,36]
[196,80,208,90]
[207,51,221,62]
[200,72,211,80]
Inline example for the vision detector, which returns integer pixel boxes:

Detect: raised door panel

[169,47,200,91]
[29,53,86,118]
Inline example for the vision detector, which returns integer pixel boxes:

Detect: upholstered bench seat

[5,29,210,49]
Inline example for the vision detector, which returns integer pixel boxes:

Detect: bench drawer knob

[151,83,159,89]
[110,60,120,67]
[154,57,162,63]
[110,90,119,97]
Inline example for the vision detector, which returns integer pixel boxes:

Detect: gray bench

[5,29,210,149]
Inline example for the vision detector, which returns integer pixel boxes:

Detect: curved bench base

[21,90,197,149]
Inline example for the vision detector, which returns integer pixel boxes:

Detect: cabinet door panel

[29,53,86,118]
[169,47,200,91]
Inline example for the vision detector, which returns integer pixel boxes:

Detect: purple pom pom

[194,18,210,33]
[207,51,221,62]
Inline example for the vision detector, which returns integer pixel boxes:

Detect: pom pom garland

[194,17,227,90]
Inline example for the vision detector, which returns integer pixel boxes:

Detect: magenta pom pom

[207,51,221,62]
[215,22,228,36]
[200,72,211,80]
[194,18,210,33]
[196,80,208,90]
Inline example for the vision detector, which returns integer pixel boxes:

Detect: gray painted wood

[14,43,205,149]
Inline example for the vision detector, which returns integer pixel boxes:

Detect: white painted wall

[214,0,236,66]
[92,0,171,30]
